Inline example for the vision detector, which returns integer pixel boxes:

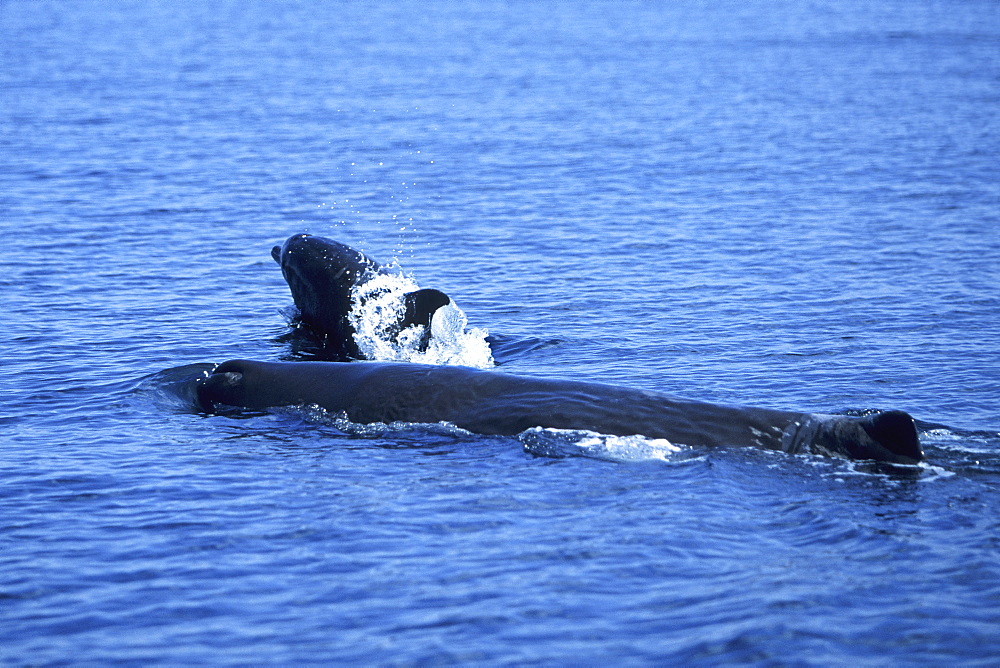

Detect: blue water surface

[2,0,1000,664]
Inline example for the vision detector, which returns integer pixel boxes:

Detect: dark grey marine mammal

[272,234,451,359]
[197,359,923,465]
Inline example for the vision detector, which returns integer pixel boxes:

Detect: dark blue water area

[3,0,1000,664]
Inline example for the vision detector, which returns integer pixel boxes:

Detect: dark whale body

[197,359,923,465]
[272,234,450,360]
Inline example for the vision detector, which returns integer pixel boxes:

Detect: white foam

[348,272,494,368]
[519,426,686,462]
[413,302,494,368]
[297,403,475,438]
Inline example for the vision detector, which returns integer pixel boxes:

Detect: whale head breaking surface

[271,234,451,360]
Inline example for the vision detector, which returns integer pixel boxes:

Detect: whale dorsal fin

[401,289,451,329]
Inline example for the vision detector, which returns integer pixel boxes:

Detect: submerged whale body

[272,234,450,360]
[197,359,923,465]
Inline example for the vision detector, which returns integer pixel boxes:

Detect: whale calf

[272,234,451,359]
[197,359,923,465]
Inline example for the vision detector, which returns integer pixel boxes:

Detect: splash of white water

[348,272,494,368]
[519,427,686,462]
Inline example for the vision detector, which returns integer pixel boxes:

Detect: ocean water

[3,0,1000,664]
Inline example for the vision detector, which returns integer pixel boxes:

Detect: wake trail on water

[295,407,699,463]
[349,272,494,369]
[131,363,216,412]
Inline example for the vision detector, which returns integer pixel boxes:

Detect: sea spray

[349,273,494,368]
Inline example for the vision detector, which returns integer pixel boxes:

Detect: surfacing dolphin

[271,234,450,360]
[197,359,923,465]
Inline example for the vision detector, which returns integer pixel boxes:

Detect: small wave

[519,426,689,463]
[915,462,957,482]
[130,363,216,412]
[298,409,690,462]
[294,404,479,440]
[821,457,953,482]
[921,427,1000,455]
[349,273,493,368]
[278,305,300,325]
